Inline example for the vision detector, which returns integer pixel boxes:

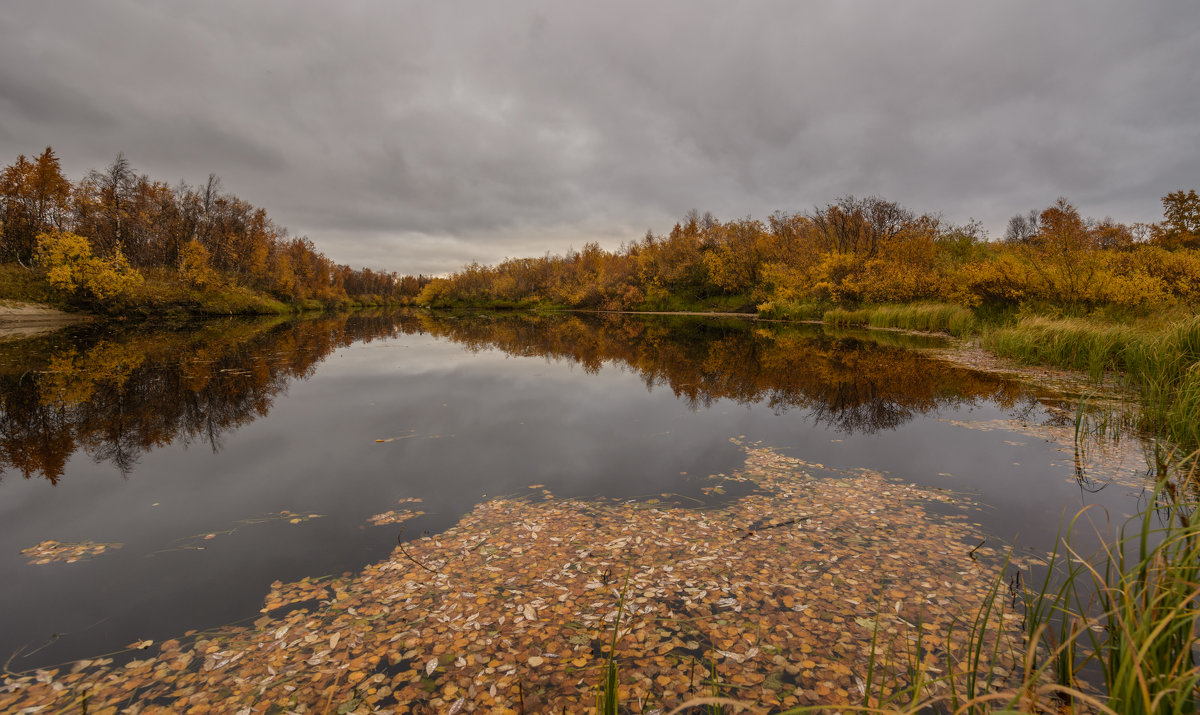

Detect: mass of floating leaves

[368,499,426,527]
[1,443,1021,713]
[21,539,122,565]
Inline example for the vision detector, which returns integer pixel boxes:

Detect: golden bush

[36,230,142,302]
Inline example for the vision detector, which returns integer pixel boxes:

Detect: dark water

[0,310,1155,672]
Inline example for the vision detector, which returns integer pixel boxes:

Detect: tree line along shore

[1,147,431,317]
[415,188,1200,454]
[3,146,1199,450]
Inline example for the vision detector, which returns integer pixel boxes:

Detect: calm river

[0,310,1155,675]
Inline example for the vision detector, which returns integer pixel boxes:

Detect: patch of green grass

[422,296,563,311]
[985,315,1200,451]
[0,263,300,316]
[822,307,873,327]
[865,302,979,337]
[112,271,292,316]
[983,317,1136,378]
[821,302,979,336]
[636,292,758,314]
[756,300,829,321]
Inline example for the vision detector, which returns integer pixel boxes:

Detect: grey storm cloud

[1,1,1197,276]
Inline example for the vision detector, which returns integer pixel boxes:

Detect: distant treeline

[0,147,431,308]
[419,191,1200,315]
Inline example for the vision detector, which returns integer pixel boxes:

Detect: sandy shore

[0,300,88,339]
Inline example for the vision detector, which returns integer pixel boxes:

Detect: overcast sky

[2,2,1197,275]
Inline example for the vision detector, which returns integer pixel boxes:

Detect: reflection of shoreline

[0,310,1108,486]
[0,312,405,483]
[397,311,1038,434]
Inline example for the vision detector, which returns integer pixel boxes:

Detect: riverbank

[0,300,89,340]
[0,264,415,320]
[593,302,1199,457]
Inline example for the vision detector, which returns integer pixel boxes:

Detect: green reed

[986,315,1200,455]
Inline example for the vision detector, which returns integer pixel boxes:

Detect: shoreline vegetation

[0,148,431,318]
[392,188,1200,711]
[408,189,1200,458]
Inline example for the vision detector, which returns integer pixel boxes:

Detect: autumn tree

[1021,198,1101,304]
[1091,218,1135,251]
[0,148,72,265]
[701,217,768,294]
[1004,209,1040,243]
[179,239,214,288]
[1155,189,1200,249]
[76,153,137,258]
[808,195,913,258]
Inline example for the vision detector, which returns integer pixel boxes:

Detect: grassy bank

[821,302,979,337]
[754,299,1200,455]
[984,315,1200,451]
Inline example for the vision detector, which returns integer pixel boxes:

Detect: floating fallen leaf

[21,540,122,565]
[366,508,424,527]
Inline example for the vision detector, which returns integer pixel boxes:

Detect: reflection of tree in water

[395,312,1038,434]
[0,313,405,483]
[2,310,1039,484]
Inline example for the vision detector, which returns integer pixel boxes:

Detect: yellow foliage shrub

[179,239,214,288]
[1113,246,1200,303]
[810,252,864,303]
[758,262,813,304]
[416,278,455,306]
[951,253,1029,306]
[852,258,948,304]
[36,230,142,302]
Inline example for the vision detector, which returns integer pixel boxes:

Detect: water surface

[0,310,1154,671]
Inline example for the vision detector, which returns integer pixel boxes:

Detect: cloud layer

[2,1,1197,275]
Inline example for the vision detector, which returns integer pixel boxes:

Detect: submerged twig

[396,532,438,574]
[736,513,828,540]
